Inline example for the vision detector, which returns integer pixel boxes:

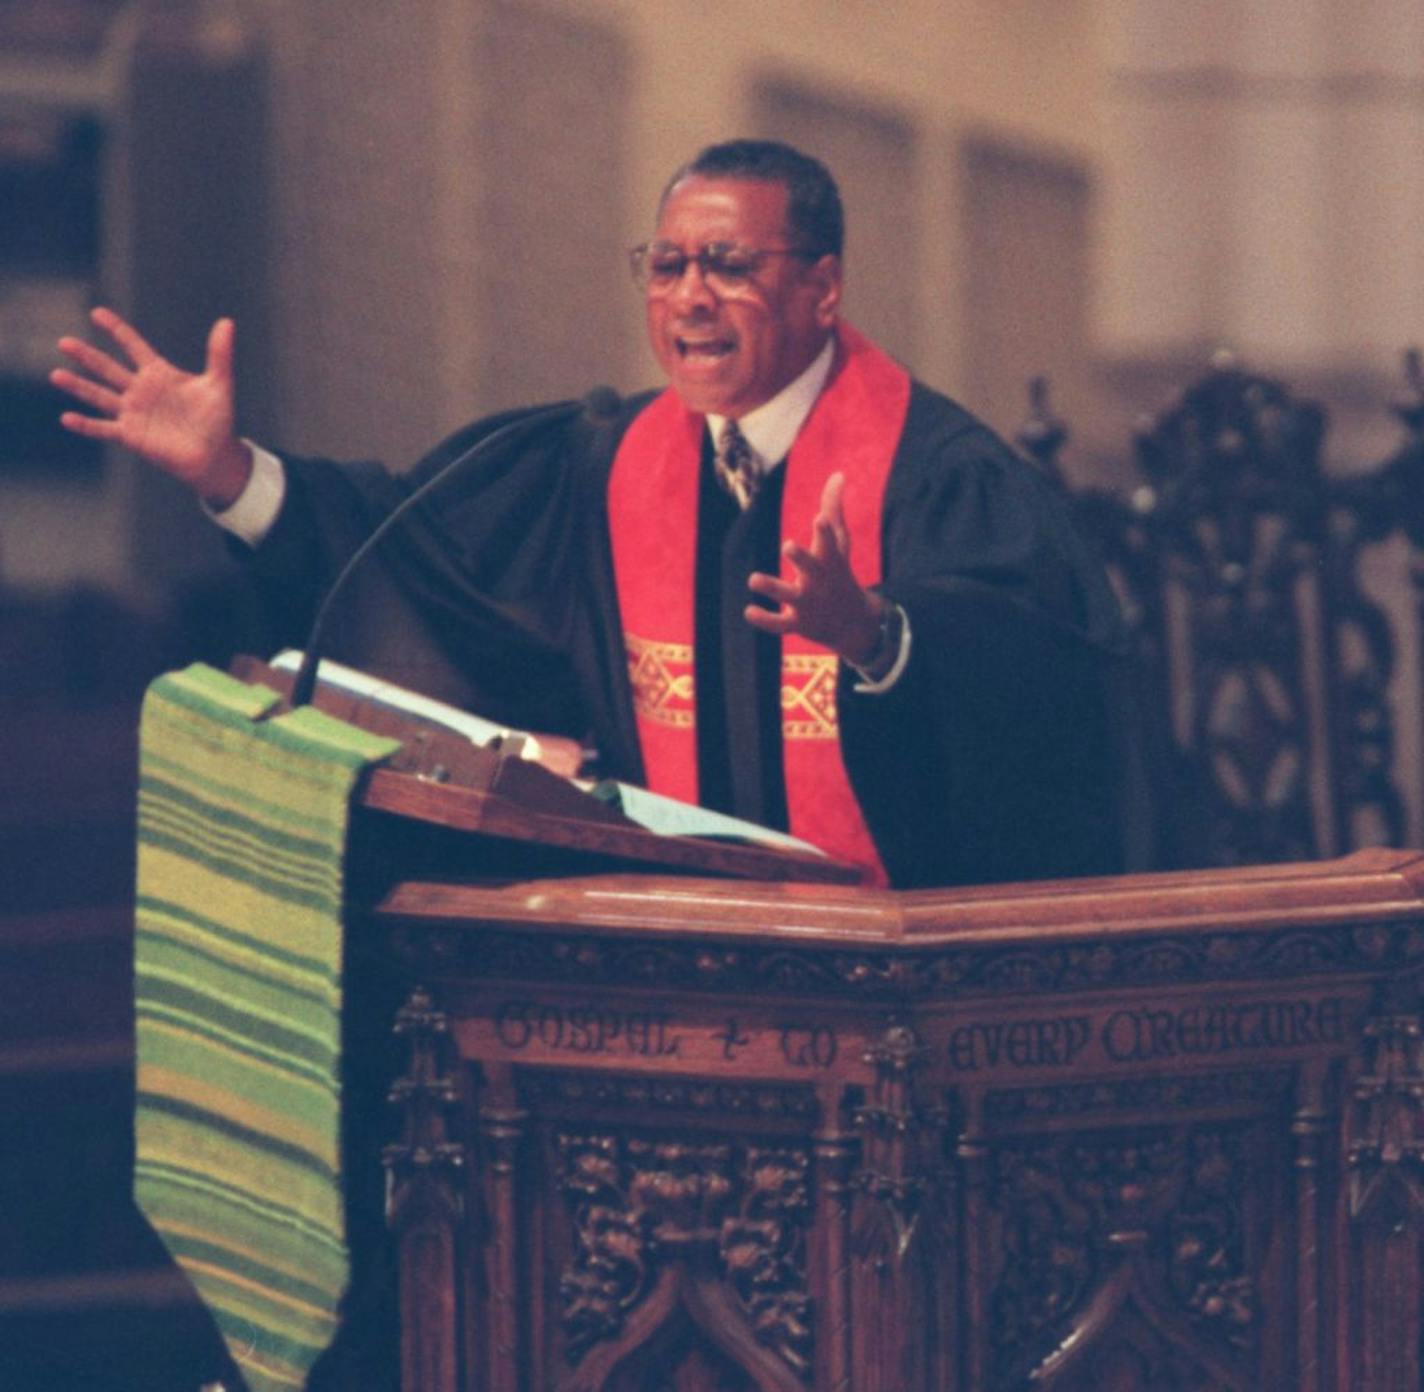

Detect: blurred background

[6,0,1422,599]
[2,0,1422,1384]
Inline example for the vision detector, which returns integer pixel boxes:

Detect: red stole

[607,323,910,884]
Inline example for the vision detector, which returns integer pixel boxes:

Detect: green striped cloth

[133,664,399,1392]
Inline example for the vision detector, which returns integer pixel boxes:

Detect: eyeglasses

[629,241,820,296]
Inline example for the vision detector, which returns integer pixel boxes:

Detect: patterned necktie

[713,418,760,510]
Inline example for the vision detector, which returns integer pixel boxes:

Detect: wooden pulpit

[240,662,1424,1392]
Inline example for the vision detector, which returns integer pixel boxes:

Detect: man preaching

[53,138,1130,888]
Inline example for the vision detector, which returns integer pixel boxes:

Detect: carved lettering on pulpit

[494,999,684,1058]
[1101,995,1346,1062]
[939,994,1351,1081]
[947,1014,1093,1071]
[715,1018,751,1061]
[778,1024,838,1069]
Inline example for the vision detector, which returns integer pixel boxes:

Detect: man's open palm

[744,471,883,665]
[53,307,250,505]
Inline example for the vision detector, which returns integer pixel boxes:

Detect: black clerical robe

[240,374,1132,888]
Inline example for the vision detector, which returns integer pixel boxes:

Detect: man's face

[645,176,841,418]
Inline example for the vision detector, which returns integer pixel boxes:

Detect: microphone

[289,387,622,708]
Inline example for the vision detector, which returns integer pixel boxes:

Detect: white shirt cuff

[850,603,912,694]
[205,441,286,547]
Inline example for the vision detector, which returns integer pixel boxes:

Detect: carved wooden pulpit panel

[366,851,1424,1392]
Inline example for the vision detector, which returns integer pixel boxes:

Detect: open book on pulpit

[236,652,862,885]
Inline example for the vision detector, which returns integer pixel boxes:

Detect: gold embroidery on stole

[626,633,695,729]
[627,641,840,739]
[781,653,839,740]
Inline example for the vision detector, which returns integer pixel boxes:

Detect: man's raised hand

[52,307,252,508]
[744,471,885,666]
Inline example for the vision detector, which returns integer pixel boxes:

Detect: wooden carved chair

[1019,351,1424,871]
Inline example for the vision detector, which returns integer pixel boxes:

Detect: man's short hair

[663,139,845,259]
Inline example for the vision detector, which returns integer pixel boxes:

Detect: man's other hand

[52,307,252,508]
[744,471,883,666]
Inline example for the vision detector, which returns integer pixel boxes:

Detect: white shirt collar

[705,333,835,473]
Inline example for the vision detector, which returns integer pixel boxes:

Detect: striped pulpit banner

[133,664,399,1392]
